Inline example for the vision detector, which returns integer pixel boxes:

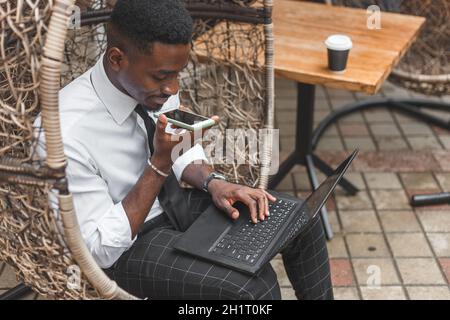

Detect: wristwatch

[202,172,227,193]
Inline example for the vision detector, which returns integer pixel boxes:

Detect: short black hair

[108,0,193,52]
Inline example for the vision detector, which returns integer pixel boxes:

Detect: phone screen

[163,109,209,125]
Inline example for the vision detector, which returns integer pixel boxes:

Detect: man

[36,0,333,300]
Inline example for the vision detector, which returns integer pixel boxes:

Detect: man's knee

[236,266,281,300]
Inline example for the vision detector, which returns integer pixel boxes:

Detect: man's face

[111,42,190,111]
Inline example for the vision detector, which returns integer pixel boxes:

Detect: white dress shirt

[34,55,207,268]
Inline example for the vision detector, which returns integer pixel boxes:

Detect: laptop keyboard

[210,198,297,265]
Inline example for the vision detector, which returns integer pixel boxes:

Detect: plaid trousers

[104,189,334,300]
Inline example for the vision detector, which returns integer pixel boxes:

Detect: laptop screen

[303,150,358,219]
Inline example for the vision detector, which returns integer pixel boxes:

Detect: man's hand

[207,180,277,224]
[151,113,219,172]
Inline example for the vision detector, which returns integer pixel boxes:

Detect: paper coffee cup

[325,35,353,73]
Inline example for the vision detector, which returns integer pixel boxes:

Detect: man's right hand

[151,113,219,172]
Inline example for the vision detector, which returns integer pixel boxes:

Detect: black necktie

[134,104,193,231]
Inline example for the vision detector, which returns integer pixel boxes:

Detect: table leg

[269,82,357,240]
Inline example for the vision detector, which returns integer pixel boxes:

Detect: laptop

[173,150,358,275]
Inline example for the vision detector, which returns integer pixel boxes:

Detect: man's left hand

[207,180,277,224]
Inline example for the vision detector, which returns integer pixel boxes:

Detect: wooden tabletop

[274,0,425,94]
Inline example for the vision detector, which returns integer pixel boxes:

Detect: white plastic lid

[325,34,353,51]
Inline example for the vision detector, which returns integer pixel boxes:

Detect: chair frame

[0,0,275,300]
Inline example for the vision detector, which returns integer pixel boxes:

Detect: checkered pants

[104,189,333,300]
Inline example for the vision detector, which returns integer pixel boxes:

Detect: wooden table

[273,0,425,94]
[268,0,425,238]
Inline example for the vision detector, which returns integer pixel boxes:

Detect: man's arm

[181,162,276,224]
[122,155,169,238]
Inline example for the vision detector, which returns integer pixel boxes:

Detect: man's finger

[239,195,258,224]
[219,199,239,220]
[263,190,277,202]
[157,114,168,131]
[252,192,266,221]
[210,115,220,125]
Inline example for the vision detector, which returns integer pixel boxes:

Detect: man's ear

[106,47,127,72]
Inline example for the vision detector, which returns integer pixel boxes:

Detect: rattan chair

[0,0,275,300]
[311,0,450,204]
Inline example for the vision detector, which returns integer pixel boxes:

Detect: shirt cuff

[172,143,208,181]
[97,201,136,248]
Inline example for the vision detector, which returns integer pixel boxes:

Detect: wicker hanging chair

[0,0,274,300]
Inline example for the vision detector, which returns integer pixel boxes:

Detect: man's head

[105,0,193,111]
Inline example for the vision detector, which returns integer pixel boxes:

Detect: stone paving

[1,78,449,300]
[271,78,450,300]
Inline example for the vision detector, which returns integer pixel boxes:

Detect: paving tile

[370,189,410,210]
[353,151,440,172]
[327,210,341,234]
[317,137,345,151]
[339,123,369,136]
[330,259,355,286]
[340,112,365,124]
[313,111,330,124]
[417,211,450,232]
[396,258,446,285]
[406,286,450,300]
[363,109,394,123]
[438,136,450,150]
[387,233,433,257]
[394,112,420,124]
[400,123,434,136]
[270,259,290,287]
[275,98,296,111]
[281,137,295,151]
[340,210,381,233]
[408,136,442,150]
[274,175,294,192]
[364,172,402,189]
[352,258,400,285]
[335,190,373,210]
[427,234,450,257]
[327,235,348,258]
[281,287,297,300]
[438,258,450,284]
[346,234,390,258]
[341,172,366,190]
[435,173,450,190]
[326,87,354,100]
[322,124,340,137]
[333,287,360,300]
[360,286,406,300]
[315,98,331,111]
[433,150,450,171]
[344,137,377,151]
[400,173,439,190]
[378,210,421,232]
[370,123,402,137]
[432,125,450,137]
[375,137,409,151]
[276,111,296,124]
[0,263,19,289]
[292,172,311,191]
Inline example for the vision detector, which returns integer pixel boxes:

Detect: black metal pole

[0,283,31,300]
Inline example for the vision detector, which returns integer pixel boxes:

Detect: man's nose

[161,79,179,96]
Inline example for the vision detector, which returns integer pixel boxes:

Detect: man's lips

[151,97,169,105]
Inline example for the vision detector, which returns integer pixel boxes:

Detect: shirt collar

[90,54,139,125]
